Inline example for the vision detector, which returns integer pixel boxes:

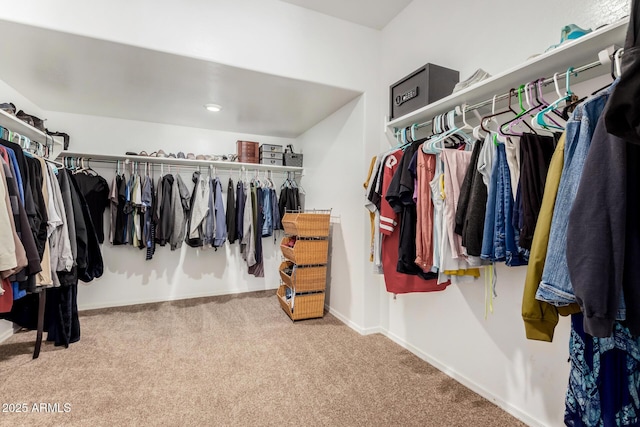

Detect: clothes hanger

[473,96,499,140]
[73,157,84,174]
[424,110,456,151]
[499,84,543,137]
[266,171,274,189]
[457,104,474,132]
[480,89,518,134]
[498,85,527,137]
[530,78,567,128]
[614,48,623,78]
[423,112,454,154]
[450,108,473,146]
[444,108,468,147]
[410,123,419,142]
[472,108,487,140]
[396,126,414,151]
[535,68,575,130]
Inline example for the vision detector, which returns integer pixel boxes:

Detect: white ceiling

[0,20,361,138]
[280,0,412,30]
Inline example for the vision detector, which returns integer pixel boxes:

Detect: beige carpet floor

[0,290,525,427]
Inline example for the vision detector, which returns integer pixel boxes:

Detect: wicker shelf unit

[277,210,331,321]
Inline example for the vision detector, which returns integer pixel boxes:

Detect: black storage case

[389,63,459,120]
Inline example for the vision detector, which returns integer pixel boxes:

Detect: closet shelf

[0,109,64,159]
[58,151,304,173]
[385,17,628,132]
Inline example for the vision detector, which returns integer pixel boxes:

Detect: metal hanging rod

[60,156,302,176]
[402,47,623,134]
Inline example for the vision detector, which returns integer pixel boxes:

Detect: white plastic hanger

[614,48,623,78]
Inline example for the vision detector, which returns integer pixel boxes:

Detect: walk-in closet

[0,1,636,426]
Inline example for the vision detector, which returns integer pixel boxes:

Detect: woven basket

[280,237,329,265]
[277,285,325,321]
[279,261,327,292]
[282,211,331,237]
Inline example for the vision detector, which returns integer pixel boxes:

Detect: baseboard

[79,286,279,312]
[324,304,382,336]
[381,329,545,427]
[0,324,14,344]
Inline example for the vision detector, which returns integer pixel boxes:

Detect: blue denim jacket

[261,188,273,237]
[481,141,527,265]
[536,85,619,309]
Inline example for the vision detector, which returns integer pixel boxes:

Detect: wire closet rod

[405,51,619,133]
[61,157,303,176]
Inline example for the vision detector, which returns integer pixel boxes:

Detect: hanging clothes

[278,181,300,217]
[227,178,237,244]
[212,177,227,248]
[480,140,527,267]
[69,170,103,283]
[235,180,245,243]
[455,137,487,260]
[386,140,439,280]
[380,148,448,294]
[517,133,558,250]
[564,313,640,426]
[46,164,73,286]
[56,169,78,287]
[441,148,472,263]
[261,187,273,238]
[604,0,640,145]
[158,174,174,246]
[241,181,255,266]
[566,108,635,338]
[186,171,209,247]
[145,175,157,260]
[73,172,110,244]
[536,84,614,308]
[169,174,191,251]
[248,183,264,277]
[412,150,437,274]
[0,159,24,311]
[204,175,215,246]
[271,187,281,232]
[521,133,580,343]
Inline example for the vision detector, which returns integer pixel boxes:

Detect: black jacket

[68,171,103,283]
[604,0,640,144]
[455,138,486,257]
[566,114,629,338]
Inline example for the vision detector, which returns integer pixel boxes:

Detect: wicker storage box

[282,211,330,237]
[281,237,328,265]
[279,261,327,292]
[277,285,325,321]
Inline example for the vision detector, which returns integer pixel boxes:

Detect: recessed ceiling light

[204,103,222,112]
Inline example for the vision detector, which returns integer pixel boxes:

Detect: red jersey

[380,150,449,294]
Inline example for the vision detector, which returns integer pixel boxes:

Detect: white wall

[295,95,375,330]
[378,1,629,426]
[382,0,630,88]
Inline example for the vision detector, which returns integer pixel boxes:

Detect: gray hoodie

[170,174,191,251]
